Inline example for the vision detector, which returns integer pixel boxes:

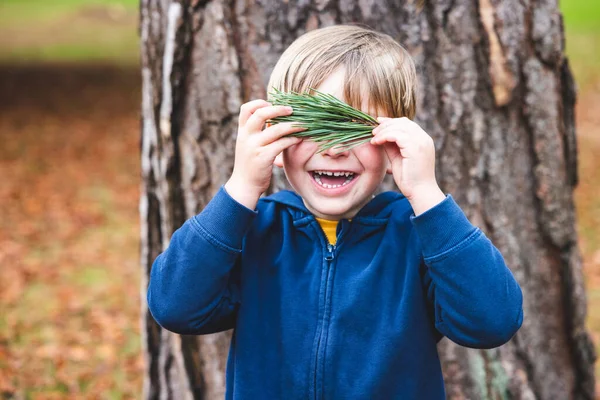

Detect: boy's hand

[371,117,445,216]
[224,100,305,210]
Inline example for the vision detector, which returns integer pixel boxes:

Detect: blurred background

[0,0,598,398]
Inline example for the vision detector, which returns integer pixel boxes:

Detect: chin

[308,200,358,220]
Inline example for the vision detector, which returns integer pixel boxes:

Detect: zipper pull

[325,244,335,262]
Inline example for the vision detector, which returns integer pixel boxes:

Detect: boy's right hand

[224,100,304,210]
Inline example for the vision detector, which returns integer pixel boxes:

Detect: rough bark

[140,0,595,398]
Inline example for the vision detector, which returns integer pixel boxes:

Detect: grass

[561,1,600,32]
[561,0,600,88]
[560,0,600,384]
[563,28,600,88]
[0,0,138,24]
[0,0,139,64]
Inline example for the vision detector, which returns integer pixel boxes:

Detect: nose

[322,145,350,158]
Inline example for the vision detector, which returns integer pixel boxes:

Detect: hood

[261,190,407,220]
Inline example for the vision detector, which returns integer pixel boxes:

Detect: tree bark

[140,0,596,399]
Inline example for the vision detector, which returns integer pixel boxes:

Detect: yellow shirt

[315,218,339,245]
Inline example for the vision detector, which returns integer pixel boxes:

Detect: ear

[274,152,284,168]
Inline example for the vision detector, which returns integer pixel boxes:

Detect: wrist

[224,177,262,210]
[407,183,446,216]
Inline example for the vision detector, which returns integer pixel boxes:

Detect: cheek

[354,144,387,171]
[283,141,318,167]
[298,140,319,154]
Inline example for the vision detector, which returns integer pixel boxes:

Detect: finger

[263,136,303,158]
[246,106,293,133]
[258,122,306,146]
[370,128,412,148]
[374,128,435,161]
[376,122,433,144]
[239,100,271,127]
[373,120,391,134]
[372,121,398,135]
[373,117,414,134]
[373,117,399,133]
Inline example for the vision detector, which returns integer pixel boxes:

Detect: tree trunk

[139,0,595,398]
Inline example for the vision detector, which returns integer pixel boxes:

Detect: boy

[147,25,523,399]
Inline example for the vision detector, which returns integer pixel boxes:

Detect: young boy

[147,25,523,399]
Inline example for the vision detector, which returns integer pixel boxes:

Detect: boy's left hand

[371,117,446,215]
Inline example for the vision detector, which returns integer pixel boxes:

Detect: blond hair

[267,25,416,119]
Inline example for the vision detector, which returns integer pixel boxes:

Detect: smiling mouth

[311,170,356,189]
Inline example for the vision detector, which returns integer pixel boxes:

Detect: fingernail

[285,106,293,112]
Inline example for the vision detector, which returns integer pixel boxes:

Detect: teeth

[312,171,355,188]
[314,170,354,177]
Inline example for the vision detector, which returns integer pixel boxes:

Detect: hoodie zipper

[325,243,335,262]
[313,242,335,399]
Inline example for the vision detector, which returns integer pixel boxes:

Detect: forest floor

[0,65,143,398]
[0,0,599,398]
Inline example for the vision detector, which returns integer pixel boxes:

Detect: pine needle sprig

[268,88,379,152]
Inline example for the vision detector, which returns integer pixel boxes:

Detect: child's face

[275,68,389,220]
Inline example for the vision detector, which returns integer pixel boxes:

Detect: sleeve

[147,187,257,335]
[412,195,523,349]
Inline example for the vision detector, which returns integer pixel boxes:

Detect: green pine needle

[268,88,379,152]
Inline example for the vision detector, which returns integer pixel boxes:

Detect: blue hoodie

[148,187,523,399]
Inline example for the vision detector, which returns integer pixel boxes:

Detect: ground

[0,1,598,398]
[0,65,142,398]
